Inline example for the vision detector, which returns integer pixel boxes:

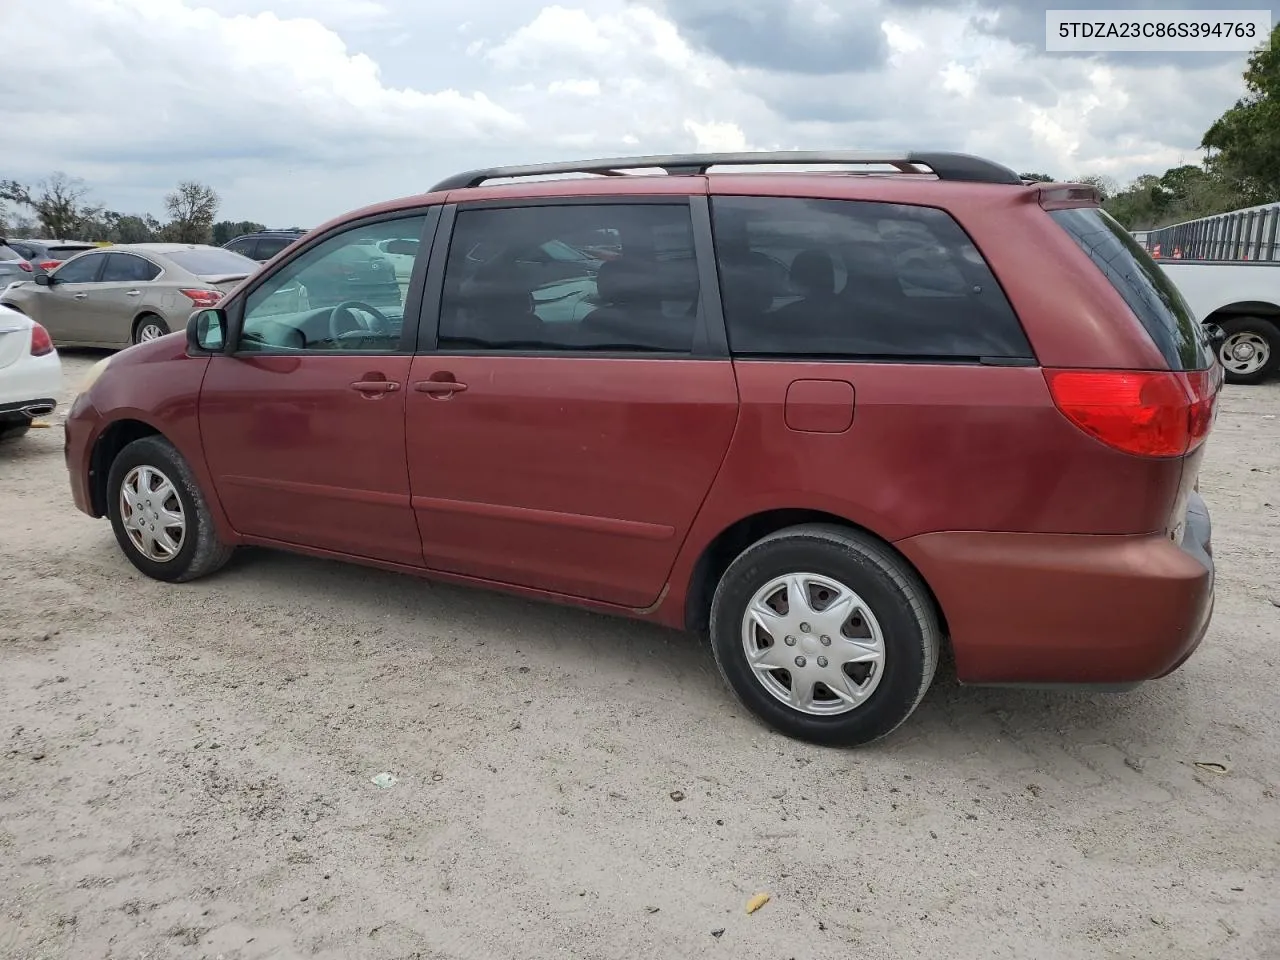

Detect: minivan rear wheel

[106,435,234,582]
[1216,316,1279,385]
[709,524,941,746]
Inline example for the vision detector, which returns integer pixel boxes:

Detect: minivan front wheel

[106,435,234,582]
[709,524,941,746]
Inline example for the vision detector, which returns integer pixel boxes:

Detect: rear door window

[438,202,700,353]
[101,253,161,282]
[709,196,1033,361]
[1050,207,1213,371]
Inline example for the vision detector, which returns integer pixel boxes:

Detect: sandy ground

[1,351,1278,960]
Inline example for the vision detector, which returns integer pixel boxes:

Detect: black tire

[1216,316,1280,385]
[132,314,171,345]
[0,422,31,444]
[708,523,941,747]
[106,435,233,582]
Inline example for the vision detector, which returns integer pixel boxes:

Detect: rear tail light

[38,260,60,271]
[17,260,32,273]
[1044,367,1220,458]
[29,323,54,357]
[180,288,222,308]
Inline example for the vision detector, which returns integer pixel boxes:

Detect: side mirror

[34,273,52,287]
[187,308,227,353]
[1203,322,1226,351]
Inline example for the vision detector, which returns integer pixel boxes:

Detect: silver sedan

[0,243,260,348]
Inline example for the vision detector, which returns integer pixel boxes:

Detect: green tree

[1201,23,1280,202]
[1071,174,1118,201]
[0,172,104,240]
[1019,172,1055,182]
[163,181,220,244]
[109,214,162,243]
[212,219,267,246]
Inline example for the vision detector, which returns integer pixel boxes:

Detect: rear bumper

[896,492,1215,685]
[0,348,61,415]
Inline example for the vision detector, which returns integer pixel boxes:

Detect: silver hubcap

[740,573,885,716]
[119,465,186,563]
[138,323,165,342]
[1221,332,1270,376]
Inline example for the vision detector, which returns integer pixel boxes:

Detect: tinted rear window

[165,249,258,276]
[1050,207,1213,370]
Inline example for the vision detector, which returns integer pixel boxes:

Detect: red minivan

[64,151,1221,746]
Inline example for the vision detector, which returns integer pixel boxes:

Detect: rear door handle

[73,293,88,300]
[126,289,141,297]
[414,380,467,396]
[350,379,401,396]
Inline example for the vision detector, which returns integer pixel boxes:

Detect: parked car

[223,229,308,263]
[0,238,35,288]
[1155,259,1280,384]
[62,150,1221,746]
[0,302,60,443]
[4,238,99,274]
[0,244,259,347]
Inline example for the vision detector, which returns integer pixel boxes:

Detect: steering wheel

[328,300,391,343]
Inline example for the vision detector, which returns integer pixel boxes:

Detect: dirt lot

[2,351,1278,960]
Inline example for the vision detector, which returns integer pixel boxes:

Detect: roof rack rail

[429,150,1024,192]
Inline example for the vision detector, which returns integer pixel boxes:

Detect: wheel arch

[131,311,170,339]
[88,418,164,516]
[1203,301,1280,324]
[681,508,950,639]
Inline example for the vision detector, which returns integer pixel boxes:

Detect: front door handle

[73,293,88,300]
[414,379,468,396]
[350,379,401,396]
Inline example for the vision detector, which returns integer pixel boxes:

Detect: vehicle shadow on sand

[216,544,1194,757]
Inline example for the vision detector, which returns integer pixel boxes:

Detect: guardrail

[1143,201,1280,262]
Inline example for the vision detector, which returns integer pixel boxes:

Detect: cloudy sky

[1,0,1270,226]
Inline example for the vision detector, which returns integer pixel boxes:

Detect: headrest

[789,249,836,295]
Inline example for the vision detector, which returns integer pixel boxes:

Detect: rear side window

[101,253,161,282]
[0,244,22,262]
[710,197,1033,361]
[1050,207,1213,371]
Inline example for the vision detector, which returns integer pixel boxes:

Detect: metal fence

[1140,201,1280,262]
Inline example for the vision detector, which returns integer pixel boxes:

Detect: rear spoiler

[1034,183,1102,210]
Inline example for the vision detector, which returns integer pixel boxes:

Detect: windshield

[165,248,259,276]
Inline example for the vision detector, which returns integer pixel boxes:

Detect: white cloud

[0,0,1259,226]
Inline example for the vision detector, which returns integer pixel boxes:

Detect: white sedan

[0,302,61,442]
